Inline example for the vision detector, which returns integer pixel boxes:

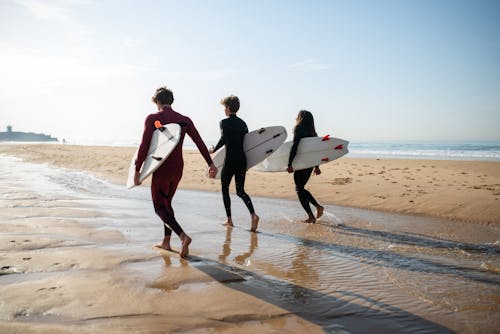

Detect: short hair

[220,95,240,113]
[152,87,174,105]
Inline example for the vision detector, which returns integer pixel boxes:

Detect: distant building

[0,125,58,142]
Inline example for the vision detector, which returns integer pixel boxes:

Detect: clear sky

[1,0,499,144]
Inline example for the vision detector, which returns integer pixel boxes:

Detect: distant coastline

[0,126,58,142]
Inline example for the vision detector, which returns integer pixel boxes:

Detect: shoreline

[1,144,499,333]
[0,143,499,224]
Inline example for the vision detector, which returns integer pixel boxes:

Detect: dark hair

[294,110,317,136]
[152,87,174,105]
[220,95,240,113]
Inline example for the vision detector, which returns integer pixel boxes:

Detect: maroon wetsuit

[135,106,213,237]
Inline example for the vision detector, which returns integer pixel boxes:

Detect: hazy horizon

[1,0,499,143]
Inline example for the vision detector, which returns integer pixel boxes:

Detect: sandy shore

[1,143,499,224]
[1,144,499,333]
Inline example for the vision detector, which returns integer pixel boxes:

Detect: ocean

[346,141,500,161]
[64,138,500,162]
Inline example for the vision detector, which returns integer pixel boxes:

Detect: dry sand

[1,143,499,224]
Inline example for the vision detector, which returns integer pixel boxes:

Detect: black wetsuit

[213,114,255,218]
[288,126,320,216]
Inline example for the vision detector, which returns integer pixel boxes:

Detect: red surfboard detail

[322,135,330,141]
[335,144,343,150]
[321,157,329,161]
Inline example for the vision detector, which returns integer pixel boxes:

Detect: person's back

[220,114,248,167]
[141,107,201,176]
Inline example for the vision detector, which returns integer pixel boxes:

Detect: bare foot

[250,214,259,232]
[223,217,234,227]
[316,205,324,219]
[304,217,316,224]
[154,243,173,251]
[180,234,192,258]
[154,237,172,251]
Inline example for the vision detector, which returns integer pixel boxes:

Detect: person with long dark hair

[287,110,325,224]
[210,95,259,232]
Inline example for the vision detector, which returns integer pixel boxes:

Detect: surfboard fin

[152,156,162,161]
[322,157,329,162]
[258,128,266,134]
[322,135,330,141]
[154,121,175,139]
[335,144,343,150]
[266,149,274,154]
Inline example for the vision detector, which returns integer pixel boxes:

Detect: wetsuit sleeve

[135,115,155,172]
[288,128,303,167]
[213,120,225,152]
[186,118,213,166]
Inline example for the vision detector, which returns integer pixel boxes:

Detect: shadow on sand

[179,254,453,333]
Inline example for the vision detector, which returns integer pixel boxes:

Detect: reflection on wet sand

[219,227,258,266]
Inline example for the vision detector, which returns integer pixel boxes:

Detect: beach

[1,143,499,333]
[1,143,499,224]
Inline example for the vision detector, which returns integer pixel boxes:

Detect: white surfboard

[126,123,181,188]
[253,135,349,172]
[212,126,287,179]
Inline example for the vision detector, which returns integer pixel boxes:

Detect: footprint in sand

[330,177,352,185]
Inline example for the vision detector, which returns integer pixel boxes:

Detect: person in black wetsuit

[210,95,260,232]
[287,110,325,224]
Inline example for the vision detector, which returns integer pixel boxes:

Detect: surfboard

[211,126,287,179]
[253,135,349,172]
[126,122,181,189]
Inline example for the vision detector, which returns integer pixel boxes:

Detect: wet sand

[1,146,499,333]
[0,143,499,224]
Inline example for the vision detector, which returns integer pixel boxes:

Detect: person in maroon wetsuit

[134,87,217,257]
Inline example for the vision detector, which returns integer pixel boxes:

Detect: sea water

[347,141,500,161]
[61,138,500,161]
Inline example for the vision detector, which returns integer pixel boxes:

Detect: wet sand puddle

[0,155,499,333]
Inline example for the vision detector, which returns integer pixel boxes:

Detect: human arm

[212,120,225,153]
[287,129,302,173]
[134,116,155,184]
[186,118,218,178]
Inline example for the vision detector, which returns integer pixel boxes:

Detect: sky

[1,0,499,145]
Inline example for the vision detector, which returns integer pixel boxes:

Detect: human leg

[293,168,315,222]
[220,165,234,225]
[152,174,191,255]
[234,169,259,231]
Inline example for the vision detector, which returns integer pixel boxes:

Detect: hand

[287,166,294,173]
[134,171,142,186]
[314,166,321,175]
[208,163,218,178]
